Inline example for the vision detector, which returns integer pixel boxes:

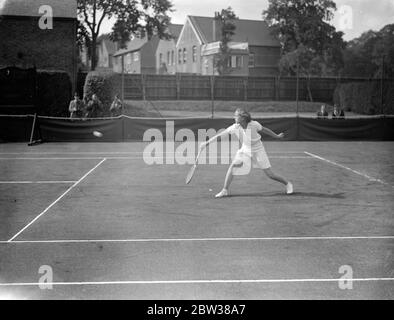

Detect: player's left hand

[277,133,285,139]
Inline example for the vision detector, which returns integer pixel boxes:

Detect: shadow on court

[227,192,346,199]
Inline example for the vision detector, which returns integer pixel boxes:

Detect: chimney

[213,11,220,42]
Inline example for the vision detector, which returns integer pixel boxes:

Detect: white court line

[0,278,393,287]
[0,156,312,160]
[7,158,107,243]
[305,151,391,187]
[0,158,105,160]
[0,151,305,155]
[1,235,393,244]
[0,181,76,184]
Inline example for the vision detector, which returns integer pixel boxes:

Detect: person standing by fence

[332,104,345,119]
[110,95,123,117]
[69,93,83,119]
[317,105,329,119]
[85,94,104,118]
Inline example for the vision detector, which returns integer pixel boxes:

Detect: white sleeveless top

[225,120,264,152]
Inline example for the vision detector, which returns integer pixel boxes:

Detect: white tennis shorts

[233,147,271,170]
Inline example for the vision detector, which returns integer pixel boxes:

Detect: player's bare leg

[263,168,293,194]
[216,162,243,198]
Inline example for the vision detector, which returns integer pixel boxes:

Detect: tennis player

[200,108,293,198]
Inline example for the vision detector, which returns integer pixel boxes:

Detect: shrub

[83,71,121,116]
[37,70,72,117]
[333,80,394,115]
[383,81,394,115]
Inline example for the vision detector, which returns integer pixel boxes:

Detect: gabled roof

[97,34,117,55]
[186,16,280,47]
[113,36,160,57]
[113,37,147,57]
[0,0,76,18]
[168,24,183,40]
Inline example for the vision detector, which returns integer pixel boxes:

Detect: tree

[214,7,238,75]
[342,24,394,78]
[263,0,345,100]
[78,0,173,70]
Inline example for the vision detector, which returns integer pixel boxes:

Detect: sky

[99,0,394,41]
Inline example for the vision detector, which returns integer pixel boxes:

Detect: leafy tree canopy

[263,0,345,78]
[78,0,173,70]
[343,24,394,78]
[214,7,238,75]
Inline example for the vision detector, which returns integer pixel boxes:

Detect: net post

[28,113,42,146]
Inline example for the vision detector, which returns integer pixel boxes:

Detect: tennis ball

[93,131,103,137]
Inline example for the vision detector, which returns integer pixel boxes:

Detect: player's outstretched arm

[200,131,228,150]
[260,126,285,139]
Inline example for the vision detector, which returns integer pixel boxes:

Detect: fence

[2,115,394,143]
[112,74,386,103]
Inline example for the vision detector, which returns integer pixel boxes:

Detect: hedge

[334,81,394,115]
[37,70,72,117]
[83,71,121,116]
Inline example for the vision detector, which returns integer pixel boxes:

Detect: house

[96,34,117,70]
[155,24,183,75]
[78,34,117,71]
[0,0,78,91]
[176,15,281,76]
[113,36,160,74]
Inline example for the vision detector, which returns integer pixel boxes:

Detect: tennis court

[0,141,393,299]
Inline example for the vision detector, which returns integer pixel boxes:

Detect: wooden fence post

[210,76,215,101]
[176,73,180,100]
[243,78,248,101]
[141,74,146,100]
[275,76,280,101]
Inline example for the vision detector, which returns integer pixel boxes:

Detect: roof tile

[189,16,280,47]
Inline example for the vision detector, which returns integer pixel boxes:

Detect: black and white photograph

[0,0,393,302]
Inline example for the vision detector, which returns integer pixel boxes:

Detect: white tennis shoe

[215,189,229,198]
[286,182,294,195]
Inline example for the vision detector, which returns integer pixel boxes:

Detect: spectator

[68,93,83,119]
[110,95,123,117]
[332,104,345,120]
[85,94,103,118]
[317,104,329,119]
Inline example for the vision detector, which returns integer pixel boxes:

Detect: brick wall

[0,15,77,92]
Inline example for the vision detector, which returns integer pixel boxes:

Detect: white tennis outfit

[225,120,271,170]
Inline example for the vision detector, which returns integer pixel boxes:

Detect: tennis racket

[185,148,203,185]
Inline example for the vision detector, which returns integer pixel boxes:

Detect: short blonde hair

[235,108,252,123]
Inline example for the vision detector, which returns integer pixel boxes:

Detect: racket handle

[195,148,203,164]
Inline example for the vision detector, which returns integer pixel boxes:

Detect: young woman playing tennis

[200,108,293,198]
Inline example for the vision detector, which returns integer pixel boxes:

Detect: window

[183,48,187,63]
[167,51,170,66]
[159,53,163,65]
[248,54,255,67]
[227,55,243,68]
[125,53,133,73]
[192,46,197,62]
[236,56,243,68]
[204,57,209,72]
[126,53,133,65]
[178,49,182,64]
[171,51,174,66]
[134,52,139,61]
